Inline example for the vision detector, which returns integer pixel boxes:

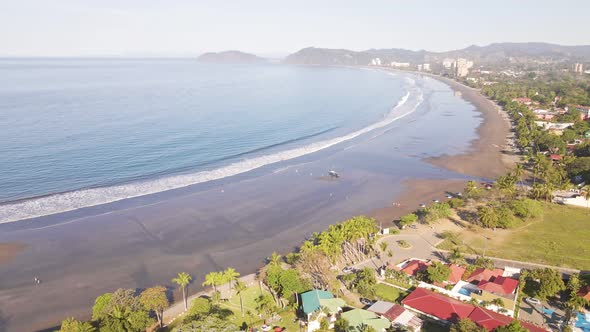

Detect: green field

[439,203,590,270]
[374,283,408,303]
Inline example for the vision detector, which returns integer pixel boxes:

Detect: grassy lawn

[438,203,590,270]
[374,283,409,303]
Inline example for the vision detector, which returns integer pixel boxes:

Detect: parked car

[419,203,427,208]
[342,266,355,274]
[409,224,418,229]
[526,298,541,305]
[360,298,373,306]
[433,199,440,203]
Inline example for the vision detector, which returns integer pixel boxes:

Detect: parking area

[518,298,565,331]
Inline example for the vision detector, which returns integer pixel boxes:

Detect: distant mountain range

[284,43,590,66]
[197,50,267,63]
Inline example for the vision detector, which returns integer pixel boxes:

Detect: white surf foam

[0,80,424,224]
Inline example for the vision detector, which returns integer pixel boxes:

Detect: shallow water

[0,59,415,222]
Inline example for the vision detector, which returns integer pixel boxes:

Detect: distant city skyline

[2,0,590,57]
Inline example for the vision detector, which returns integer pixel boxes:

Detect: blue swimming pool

[458,287,473,296]
[576,312,590,332]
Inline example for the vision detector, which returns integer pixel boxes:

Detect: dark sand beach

[0,74,511,331]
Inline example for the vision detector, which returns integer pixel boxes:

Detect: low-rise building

[367,301,423,331]
[341,308,391,332]
[300,289,345,332]
[401,288,547,332]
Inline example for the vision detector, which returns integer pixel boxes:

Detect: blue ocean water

[0,59,418,222]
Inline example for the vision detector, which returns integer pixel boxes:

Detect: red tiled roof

[400,260,431,277]
[466,268,504,283]
[477,276,519,296]
[550,154,562,161]
[448,264,467,284]
[383,304,406,321]
[578,286,590,301]
[403,289,547,332]
[401,288,474,322]
[468,307,546,332]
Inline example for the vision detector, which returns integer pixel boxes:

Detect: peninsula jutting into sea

[1,2,590,331]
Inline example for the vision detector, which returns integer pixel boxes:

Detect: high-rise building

[422,63,431,71]
[453,58,473,77]
[442,58,454,69]
[370,58,382,66]
[572,63,584,74]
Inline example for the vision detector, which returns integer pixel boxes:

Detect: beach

[0,72,511,332]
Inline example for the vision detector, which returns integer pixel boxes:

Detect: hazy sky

[2,0,590,57]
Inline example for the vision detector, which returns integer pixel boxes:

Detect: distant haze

[1,0,590,57]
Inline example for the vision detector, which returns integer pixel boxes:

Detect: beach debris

[328,170,340,178]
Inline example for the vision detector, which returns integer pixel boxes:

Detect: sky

[2,0,590,57]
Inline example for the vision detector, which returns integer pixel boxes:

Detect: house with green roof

[300,289,346,332]
[340,308,391,332]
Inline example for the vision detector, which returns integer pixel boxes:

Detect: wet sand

[424,74,512,179]
[0,243,25,265]
[0,73,509,331]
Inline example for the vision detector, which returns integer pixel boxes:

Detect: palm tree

[477,206,498,229]
[172,272,192,311]
[268,252,282,266]
[234,280,247,317]
[109,306,133,332]
[491,298,505,308]
[223,267,240,292]
[449,247,464,264]
[202,271,224,293]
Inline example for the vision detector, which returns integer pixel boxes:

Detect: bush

[496,206,518,229]
[423,202,452,223]
[399,213,418,227]
[510,199,543,219]
[448,197,466,209]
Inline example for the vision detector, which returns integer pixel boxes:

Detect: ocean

[0,59,420,223]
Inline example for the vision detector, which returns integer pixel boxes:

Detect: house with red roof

[577,285,590,301]
[401,287,475,321]
[468,307,546,332]
[367,301,423,331]
[448,264,467,284]
[477,276,519,297]
[394,259,466,286]
[394,259,431,277]
[466,268,504,283]
[401,288,547,332]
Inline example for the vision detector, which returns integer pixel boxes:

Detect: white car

[342,266,354,274]
[526,298,541,305]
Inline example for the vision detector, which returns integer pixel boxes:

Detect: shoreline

[0,69,513,332]
[365,70,514,226]
[423,73,514,179]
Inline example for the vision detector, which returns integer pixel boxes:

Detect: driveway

[519,298,565,331]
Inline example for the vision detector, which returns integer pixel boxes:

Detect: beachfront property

[390,61,410,68]
[534,121,574,135]
[533,109,557,120]
[300,289,345,332]
[370,58,382,66]
[367,301,423,331]
[401,288,547,332]
[392,259,520,315]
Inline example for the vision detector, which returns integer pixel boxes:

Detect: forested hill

[284,43,590,66]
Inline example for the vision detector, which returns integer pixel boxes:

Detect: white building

[442,58,454,69]
[390,62,410,68]
[454,58,473,77]
[371,58,382,66]
[422,63,431,71]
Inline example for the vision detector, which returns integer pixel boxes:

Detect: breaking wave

[0,77,423,224]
